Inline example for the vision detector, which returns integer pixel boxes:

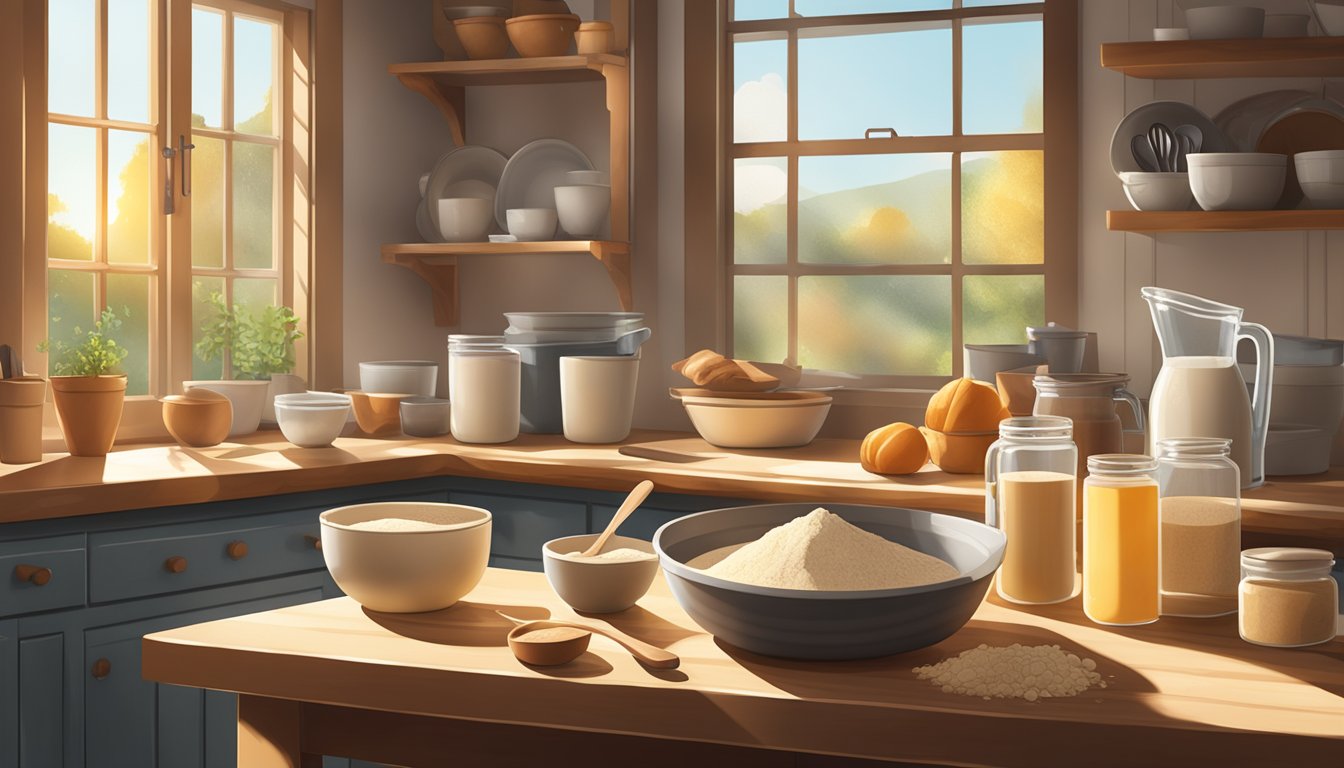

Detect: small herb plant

[194,291,303,380]
[38,307,129,377]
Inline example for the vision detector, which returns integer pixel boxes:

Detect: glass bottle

[448,338,520,444]
[1083,454,1159,626]
[984,416,1078,605]
[1239,548,1338,648]
[1155,438,1240,618]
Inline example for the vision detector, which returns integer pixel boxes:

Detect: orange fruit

[925,378,1011,433]
[859,422,928,475]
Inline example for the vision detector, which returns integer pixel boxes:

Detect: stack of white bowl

[553,170,611,239]
[274,392,352,448]
[1239,334,1344,475]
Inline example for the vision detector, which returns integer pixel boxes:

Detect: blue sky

[48,0,275,241]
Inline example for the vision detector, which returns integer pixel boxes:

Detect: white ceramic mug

[559,355,639,444]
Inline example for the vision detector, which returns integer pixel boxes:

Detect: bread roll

[672,349,779,392]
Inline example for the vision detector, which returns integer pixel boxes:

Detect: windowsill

[2,429,1340,555]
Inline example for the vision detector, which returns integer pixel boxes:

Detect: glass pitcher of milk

[1141,287,1273,489]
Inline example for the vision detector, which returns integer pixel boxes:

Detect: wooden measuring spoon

[506,618,680,669]
[579,479,654,557]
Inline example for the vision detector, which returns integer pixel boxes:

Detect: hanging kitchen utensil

[1131,135,1159,172]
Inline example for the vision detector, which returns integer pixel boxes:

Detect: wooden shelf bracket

[395,73,466,146]
[388,253,460,327]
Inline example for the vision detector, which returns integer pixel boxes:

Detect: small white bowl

[399,396,451,437]
[1185,5,1264,39]
[1118,171,1194,211]
[554,184,610,238]
[542,534,660,613]
[275,391,352,407]
[320,502,492,613]
[437,197,494,243]
[275,396,351,448]
[566,170,609,186]
[358,360,438,397]
[1153,27,1190,41]
[506,208,558,241]
[1265,424,1332,476]
[182,379,271,437]
[1264,13,1310,37]
[1187,153,1286,211]
[1294,150,1344,209]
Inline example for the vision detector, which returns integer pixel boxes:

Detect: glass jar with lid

[984,416,1078,605]
[1083,454,1159,626]
[1239,548,1338,648]
[448,337,519,444]
[1155,437,1240,618]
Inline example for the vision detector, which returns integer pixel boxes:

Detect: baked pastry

[672,349,779,392]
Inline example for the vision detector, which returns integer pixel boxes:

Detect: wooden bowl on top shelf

[454,16,510,60]
[505,13,579,58]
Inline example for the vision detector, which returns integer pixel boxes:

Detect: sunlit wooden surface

[143,568,1344,767]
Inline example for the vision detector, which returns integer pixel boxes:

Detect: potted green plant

[186,292,305,435]
[38,308,129,457]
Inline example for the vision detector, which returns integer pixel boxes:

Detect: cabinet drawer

[89,511,326,603]
[0,535,86,618]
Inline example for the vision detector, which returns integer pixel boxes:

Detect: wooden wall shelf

[1107,209,1344,233]
[1100,38,1344,79]
[382,241,633,327]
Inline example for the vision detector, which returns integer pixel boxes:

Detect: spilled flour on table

[913,643,1105,701]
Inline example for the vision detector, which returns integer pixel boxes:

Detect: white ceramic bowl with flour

[542,534,659,613]
[320,502,491,613]
[654,503,1005,660]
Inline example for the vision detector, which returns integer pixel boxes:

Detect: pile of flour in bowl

[693,507,959,591]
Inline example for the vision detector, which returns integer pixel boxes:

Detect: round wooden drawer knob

[226,540,249,560]
[91,658,111,680]
[305,535,322,551]
[164,556,189,574]
[15,564,52,586]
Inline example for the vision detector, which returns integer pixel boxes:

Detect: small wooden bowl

[507,624,591,666]
[505,13,579,58]
[918,427,998,474]
[347,391,407,436]
[454,16,510,60]
[161,389,233,448]
[575,20,614,54]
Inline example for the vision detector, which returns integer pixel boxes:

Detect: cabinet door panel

[85,635,154,767]
[157,685,204,768]
[450,493,585,559]
[203,690,235,768]
[18,634,64,768]
[1,621,15,768]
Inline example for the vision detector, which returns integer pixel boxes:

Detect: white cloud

[734,162,787,214]
[734,72,787,144]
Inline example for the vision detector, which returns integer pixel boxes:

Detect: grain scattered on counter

[913,643,1105,702]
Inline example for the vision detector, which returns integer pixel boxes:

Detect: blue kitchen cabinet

[1,620,15,768]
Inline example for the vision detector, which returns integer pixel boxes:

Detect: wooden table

[141,568,1344,768]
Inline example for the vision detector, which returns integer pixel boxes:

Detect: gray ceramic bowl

[653,503,1005,660]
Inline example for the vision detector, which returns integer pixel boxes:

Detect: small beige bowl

[347,390,408,435]
[320,502,492,613]
[161,388,233,448]
[542,534,659,613]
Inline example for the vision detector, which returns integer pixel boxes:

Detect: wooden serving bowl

[347,391,408,436]
[161,389,233,448]
[505,13,579,58]
[453,16,510,60]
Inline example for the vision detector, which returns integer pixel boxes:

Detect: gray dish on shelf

[653,503,1005,661]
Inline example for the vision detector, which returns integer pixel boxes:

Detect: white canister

[447,335,506,401]
[450,347,520,444]
[559,355,639,444]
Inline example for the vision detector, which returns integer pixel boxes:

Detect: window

[722,0,1074,388]
[30,0,331,436]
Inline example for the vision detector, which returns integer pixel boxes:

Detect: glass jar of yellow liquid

[1083,454,1159,626]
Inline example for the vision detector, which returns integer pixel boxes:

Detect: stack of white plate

[416,145,508,243]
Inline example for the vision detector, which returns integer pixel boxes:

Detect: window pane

[191,136,225,268]
[795,1,951,15]
[799,275,951,375]
[733,276,787,363]
[48,0,95,116]
[191,276,224,380]
[48,123,96,262]
[234,16,277,136]
[799,24,951,140]
[963,19,1042,135]
[233,142,275,269]
[192,8,224,129]
[733,36,786,144]
[107,130,152,265]
[733,0,787,20]
[962,150,1043,265]
[47,270,96,368]
[963,275,1044,347]
[106,274,150,395]
[800,154,950,265]
[107,0,151,123]
[734,158,786,265]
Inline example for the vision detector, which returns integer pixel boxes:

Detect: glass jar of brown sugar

[1239,548,1338,648]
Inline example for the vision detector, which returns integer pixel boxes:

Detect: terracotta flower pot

[49,375,127,457]
[0,376,48,464]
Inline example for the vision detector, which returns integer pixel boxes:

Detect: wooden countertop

[1,430,1340,550]
[142,568,1344,767]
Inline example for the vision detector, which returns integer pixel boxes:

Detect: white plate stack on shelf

[416,145,509,243]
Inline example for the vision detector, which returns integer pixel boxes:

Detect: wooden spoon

[506,618,680,669]
[579,479,654,557]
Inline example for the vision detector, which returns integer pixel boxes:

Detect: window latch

[864,127,899,139]
[179,135,196,198]
[162,145,176,215]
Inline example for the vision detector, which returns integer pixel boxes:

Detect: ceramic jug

[1033,372,1145,498]
[1141,287,1273,489]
